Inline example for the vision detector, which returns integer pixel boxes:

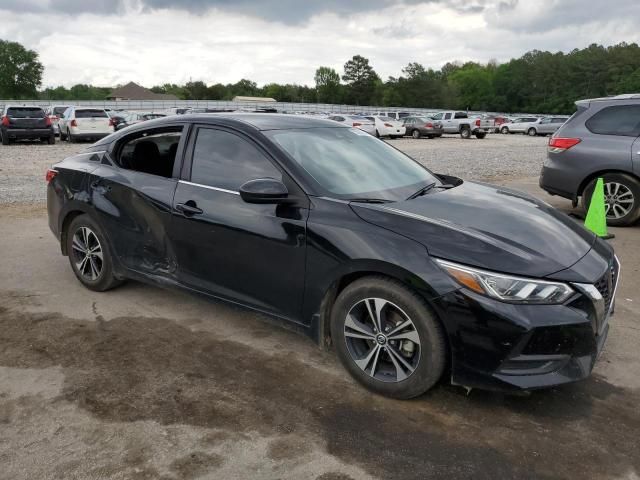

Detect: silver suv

[539,94,640,226]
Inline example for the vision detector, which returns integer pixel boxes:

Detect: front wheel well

[317,271,447,352]
[577,170,640,197]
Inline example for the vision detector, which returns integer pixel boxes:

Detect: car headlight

[435,259,574,304]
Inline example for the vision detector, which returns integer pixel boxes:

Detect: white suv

[59,107,115,142]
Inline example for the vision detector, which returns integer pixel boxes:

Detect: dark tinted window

[585,105,640,136]
[53,107,68,115]
[443,113,452,120]
[76,109,108,118]
[191,129,281,190]
[6,107,45,118]
[552,118,567,123]
[117,128,182,178]
[454,112,468,119]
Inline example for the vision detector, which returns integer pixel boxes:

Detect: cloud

[0,0,638,89]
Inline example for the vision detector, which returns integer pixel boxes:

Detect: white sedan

[327,115,376,136]
[365,116,406,138]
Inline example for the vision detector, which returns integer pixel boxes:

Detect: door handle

[176,201,203,216]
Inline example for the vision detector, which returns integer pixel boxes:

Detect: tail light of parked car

[44,117,52,126]
[548,137,581,153]
[108,118,116,127]
[45,169,58,183]
[70,119,78,127]
[384,123,393,128]
[475,119,481,127]
[352,122,362,127]
[424,123,434,128]
[1,116,9,126]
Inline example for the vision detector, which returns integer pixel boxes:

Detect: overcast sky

[1,0,639,88]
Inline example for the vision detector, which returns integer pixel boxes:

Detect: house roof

[106,82,178,101]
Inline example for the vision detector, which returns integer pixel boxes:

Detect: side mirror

[239,178,289,204]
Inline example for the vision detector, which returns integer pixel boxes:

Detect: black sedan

[46,114,618,398]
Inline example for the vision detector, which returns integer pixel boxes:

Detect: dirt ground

[0,142,639,478]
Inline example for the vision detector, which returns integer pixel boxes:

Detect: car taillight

[45,169,58,183]
[384,123,393,128]
[548,137,581,153]
[475,119,481,126]
[70,119,78,127]
[424,123,433,128]
[108,118,115,127]
[353,122,361,127]
[1,116,9,126]
[44,116,52,126]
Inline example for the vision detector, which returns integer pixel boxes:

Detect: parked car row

[500,116,570,136]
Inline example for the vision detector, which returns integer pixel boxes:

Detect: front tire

[330,276,446,399]
[66,214,122,291]
[528,128,537,136]
[581,173,640,227]
[501,126,509,134]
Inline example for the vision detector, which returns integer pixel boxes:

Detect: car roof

[576,93,640,106]
[170,113,344,131]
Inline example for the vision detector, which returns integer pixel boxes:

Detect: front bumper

[433,256,619,393]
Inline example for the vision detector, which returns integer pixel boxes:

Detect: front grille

[594,260,618,313]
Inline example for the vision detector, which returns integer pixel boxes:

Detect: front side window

[585,105,640,137]
[266,127,438,201]
[443,113,452,120]
[190,128,281,191]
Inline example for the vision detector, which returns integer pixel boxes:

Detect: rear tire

[460,127,471,139]
[475,132,486,139]
[330,276,446,399]
[48,135,55,145]
[66,214,122,291]
[1,133,9,146]
[375,129,380,138]
[581,173,640,227]
[528,128,537,136]
[60,129,67,141]
[411,129,421,139]
[500,126,509,134]
[68,130,76,143]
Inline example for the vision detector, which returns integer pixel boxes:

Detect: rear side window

[75,109,108,118]
[6,107,45,118]
[117,128,182,178]
[190,128,281,191]
[53,107,68,115]
[454,112,467,119]
[585,105,640,137]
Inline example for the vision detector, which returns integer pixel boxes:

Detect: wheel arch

[314,262,447,351]
[577,169,640,197]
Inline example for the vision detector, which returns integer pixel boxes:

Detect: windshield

[266,127,438,201]
[6,107,45,118]
[76,109,108,118]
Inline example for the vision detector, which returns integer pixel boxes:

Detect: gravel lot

[0,134,548,204]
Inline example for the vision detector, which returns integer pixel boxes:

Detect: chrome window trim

[178,180,239,196]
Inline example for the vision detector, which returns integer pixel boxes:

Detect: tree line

[3,39,640,114]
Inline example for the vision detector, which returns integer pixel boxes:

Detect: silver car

[540,94,640,226]
[500,117,539,134]
[45,105,71,136]
[327,115,376,135]
[524,117,570,136]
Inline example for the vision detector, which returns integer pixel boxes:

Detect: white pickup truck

[429,111,494,139]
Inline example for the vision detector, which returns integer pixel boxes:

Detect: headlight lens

[435,259,574,304]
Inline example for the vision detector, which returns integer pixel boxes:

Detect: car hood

[351,181,596,278]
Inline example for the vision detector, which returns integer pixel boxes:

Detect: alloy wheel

[604,182,635,219]
[71,226,103,280]
[344,298,421,383]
